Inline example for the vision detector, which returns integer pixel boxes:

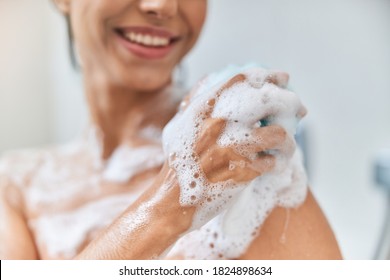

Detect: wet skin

[0,0,342,259]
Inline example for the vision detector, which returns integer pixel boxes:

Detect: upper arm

[0,178,38,259]
[239,190,342,260]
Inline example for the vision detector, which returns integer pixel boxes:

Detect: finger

[251,125,287,152]
[249,71,290,89]
[265,71,290,88]
[249,125,295,156]
[248,154,276,175]
[202,74,247,118]
[206,153,275,183]
[253,125,295,156]
[195,118,226,155]
[204,155,260,184]
[207,165,260,184]
[216,74,247,97]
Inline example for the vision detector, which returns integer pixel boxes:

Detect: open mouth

[114,26,181,59]
[115,28,180,48]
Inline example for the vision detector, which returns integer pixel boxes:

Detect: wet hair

[65,16,79,69]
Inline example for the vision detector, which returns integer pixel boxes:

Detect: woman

[0,0,342,259]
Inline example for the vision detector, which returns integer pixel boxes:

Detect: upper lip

[115,26,181,42]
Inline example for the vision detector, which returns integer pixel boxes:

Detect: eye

[258,116,273,127]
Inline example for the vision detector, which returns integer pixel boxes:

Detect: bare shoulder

[240,190,342,260]
[0,148,46,188]
[0,153,38,259]
[0,145,82,259]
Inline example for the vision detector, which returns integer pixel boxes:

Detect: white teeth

[124,32,170,47]
[144,35,152,45]
[135,33,142,43]
[152,36,160,46]
[130,32,136,41]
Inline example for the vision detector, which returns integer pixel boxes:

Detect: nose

[139,0,179,19]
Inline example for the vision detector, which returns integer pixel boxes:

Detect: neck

[83,74,179,160]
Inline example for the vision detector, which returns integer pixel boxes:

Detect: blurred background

[1,0,390,259]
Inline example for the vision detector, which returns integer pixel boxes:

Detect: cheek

[71,0,132,44]
[183,1,207,36]
[91,0,134,16]
[70,3,102,48]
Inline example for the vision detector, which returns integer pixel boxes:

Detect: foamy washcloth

[163,64,308,259]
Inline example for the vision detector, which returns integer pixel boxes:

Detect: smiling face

[55,0,207,92]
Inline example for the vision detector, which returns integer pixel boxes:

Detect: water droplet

[190,181,196,188]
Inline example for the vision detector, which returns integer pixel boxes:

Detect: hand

[192,72,300,184]
[195,118,291,184]
[162,67,306,227]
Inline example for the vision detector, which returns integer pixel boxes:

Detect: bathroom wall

[1,0,389,259]
[0,0,51,151]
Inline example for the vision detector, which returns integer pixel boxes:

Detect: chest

[23,144,165,259]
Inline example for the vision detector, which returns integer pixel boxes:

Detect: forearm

[75,164,195,260]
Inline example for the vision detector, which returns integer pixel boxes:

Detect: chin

[107,61,174,93]
[125,72,172,93]
[135,82,169,93]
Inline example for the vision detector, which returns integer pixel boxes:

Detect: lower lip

[116,33,175,60]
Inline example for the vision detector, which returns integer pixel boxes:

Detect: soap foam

[0,126,166,258]
[0,84,185,259]
[163,64,308,259]
[102,145,165,183]
[29,193,137,259]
